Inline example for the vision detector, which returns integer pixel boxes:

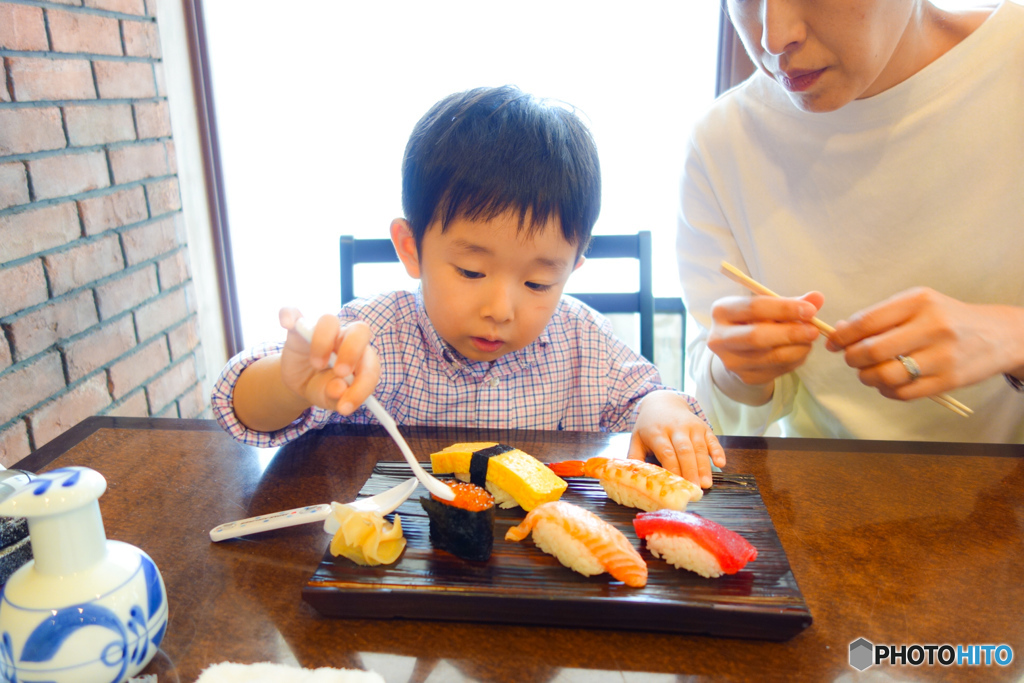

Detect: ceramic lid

[0,467,106,518]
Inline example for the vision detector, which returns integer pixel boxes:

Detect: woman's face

[726,0,920,112]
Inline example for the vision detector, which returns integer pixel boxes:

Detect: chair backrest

[570,232,654,361]
[340,231,681,365]
[339,236,401,309]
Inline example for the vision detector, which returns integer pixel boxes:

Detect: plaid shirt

[211,290,707,447]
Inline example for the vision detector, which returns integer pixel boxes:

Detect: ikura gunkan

[633,510,758,578]
[419,481,496,562]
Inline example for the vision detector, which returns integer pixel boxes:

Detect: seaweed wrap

[419,481,496,562]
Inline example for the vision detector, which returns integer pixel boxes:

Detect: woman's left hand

[827,287,1024,399]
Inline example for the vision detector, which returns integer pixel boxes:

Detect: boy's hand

[627,390,726,489]
[278,307,380,414]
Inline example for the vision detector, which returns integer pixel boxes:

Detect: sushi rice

[530,519,605,577]
[645,532,725,578]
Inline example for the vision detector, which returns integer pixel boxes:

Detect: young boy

[212,86,725,487]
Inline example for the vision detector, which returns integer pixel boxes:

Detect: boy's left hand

[628,390,726,489]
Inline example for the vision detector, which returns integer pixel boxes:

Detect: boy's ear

[390,219,421,279]
[574,255,586,271]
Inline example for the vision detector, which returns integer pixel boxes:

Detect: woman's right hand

[706,292,825,402]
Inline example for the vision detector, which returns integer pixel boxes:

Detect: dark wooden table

[16,416,1024,682]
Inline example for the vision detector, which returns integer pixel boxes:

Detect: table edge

[16,416,222,471]
[17,416,1022,474]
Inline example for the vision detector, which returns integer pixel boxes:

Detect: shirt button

[487,377,499,388]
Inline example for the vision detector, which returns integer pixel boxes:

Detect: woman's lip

[470,337,503,352]
[778,68,824,92]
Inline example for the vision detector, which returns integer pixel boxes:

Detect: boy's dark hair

[401,86,601,256]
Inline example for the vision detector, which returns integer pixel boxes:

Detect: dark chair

[339,231,685,369]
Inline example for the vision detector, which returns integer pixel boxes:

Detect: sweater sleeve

[677,133,798,436]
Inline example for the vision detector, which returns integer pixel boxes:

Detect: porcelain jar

[0,467,168,683]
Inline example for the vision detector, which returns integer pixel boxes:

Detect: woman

[678,0,1024,441]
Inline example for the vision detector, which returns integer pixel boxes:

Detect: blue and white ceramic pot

[0,467,168,683]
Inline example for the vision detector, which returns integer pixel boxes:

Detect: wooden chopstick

[719,261,973,418]
[927,393,973,418]
[720,262,838,336]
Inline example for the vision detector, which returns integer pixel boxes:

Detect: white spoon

[209,476,418,542]
[291,316,455,501]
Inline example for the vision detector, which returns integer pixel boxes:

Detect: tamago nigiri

[431,443,566,511]
[633,510,757,578]
[505,500,647,587]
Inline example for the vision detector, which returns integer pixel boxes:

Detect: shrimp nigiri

[548,457,703,511]
[633,509,757,578]
[505,500,647,587]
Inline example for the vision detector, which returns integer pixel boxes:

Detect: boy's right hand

[278,307,380,415]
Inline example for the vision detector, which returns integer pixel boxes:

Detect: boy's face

[393,211,581,362]
[727,0,920,112]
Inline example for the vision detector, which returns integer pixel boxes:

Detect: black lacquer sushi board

[303,462,812,640]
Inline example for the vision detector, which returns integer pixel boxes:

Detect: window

[203,1,723,384]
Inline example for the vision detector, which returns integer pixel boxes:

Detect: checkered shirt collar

[412,288,548,380]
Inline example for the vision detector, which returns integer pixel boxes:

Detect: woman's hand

[828,287,1024,399]
[706,291,825,403]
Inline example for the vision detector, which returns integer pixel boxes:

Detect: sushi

[548,457,703,511]
[419,481,496,561]
[430,443,567,511]
[632,509,757,578]
[505,500,647,587]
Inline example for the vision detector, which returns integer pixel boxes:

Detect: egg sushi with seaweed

[419,481,496,562]
[430,443,567,511]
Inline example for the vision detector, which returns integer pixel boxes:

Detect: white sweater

[678,1,1024,442]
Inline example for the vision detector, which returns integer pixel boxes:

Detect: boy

[212,86,725,487]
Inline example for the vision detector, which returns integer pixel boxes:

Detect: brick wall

[0,0,208,464]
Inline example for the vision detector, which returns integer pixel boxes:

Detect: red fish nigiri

[633,510,757,578]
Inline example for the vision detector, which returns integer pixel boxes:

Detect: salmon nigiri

[548,457,703,511]
[505,500,647,587]
[633,510,757,578]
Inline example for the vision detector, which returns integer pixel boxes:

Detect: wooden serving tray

[303,462,812,640]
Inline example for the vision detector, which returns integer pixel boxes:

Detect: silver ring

[897,355,922,381]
